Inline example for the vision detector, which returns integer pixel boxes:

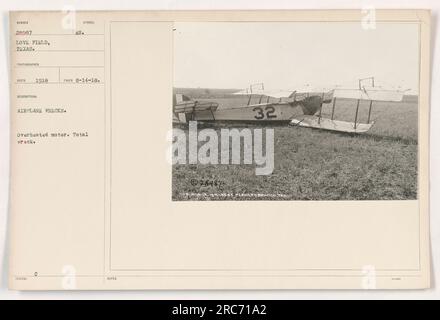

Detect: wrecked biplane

[173,77,407,133]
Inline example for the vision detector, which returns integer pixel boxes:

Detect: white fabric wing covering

[333,89,405,102]
[233,89,294,98]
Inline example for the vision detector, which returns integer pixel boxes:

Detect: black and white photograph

[171,21,419,201]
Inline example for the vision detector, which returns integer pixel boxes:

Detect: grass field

[172,92,418,201]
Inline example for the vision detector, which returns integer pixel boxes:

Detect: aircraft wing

[233,83,406,102]
[333,88,405,102]
[233,89,295,98]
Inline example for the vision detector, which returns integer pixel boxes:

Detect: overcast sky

[173,22,419,93]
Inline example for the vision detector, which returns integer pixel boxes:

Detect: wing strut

[367,100,373,124]
[331,97,337,120]
[354,99,360,129]
[317,92,324,124]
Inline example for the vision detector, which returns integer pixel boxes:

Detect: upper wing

[233,89,295,98]
[233,83,406,102]
[332,88,406,102]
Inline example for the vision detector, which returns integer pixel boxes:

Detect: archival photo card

[8,10,430,290]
